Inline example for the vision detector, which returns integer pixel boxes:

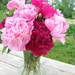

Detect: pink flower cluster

[14,4,38,21]
[0,0,69,56]
[1,17,33,51]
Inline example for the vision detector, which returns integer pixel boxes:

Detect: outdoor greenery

[0,4,7,11]
[0,11,6,22]
[51,0,75,18]
[0,0,10,11]
[66,18,75,23]
[0,0,9,5]
[66,24,75,39]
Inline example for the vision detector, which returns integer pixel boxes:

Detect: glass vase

[17,50,46,75]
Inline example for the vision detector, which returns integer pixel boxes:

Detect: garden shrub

[0,4,8,11]
[66,24,75,38]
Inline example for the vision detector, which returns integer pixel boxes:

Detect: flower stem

[22,50,41,75]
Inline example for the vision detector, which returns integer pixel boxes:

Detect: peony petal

[8,41,19,51]
[45,18,54,31]
[0,24,5,29]
[2,40,8,46]
[64,24,69,32]
[7,0,20,10]
[59,38,65,44]
[32,0,46,7]
[51,32,65,38]
[0,17,7,29]
[41,2,56,18]
[21,0,25,3]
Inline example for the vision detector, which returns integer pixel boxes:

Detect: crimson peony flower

[40,2,56,18]
[32,0,47,7]
[0,24,4,29]
[0,17,7,29]
[26,19,54,56]
[32,0,56,18]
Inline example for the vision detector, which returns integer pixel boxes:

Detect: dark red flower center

[26,18,54,56]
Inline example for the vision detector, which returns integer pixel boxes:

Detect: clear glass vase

[17,50,46,75]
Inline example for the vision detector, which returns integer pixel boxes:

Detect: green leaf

[7,49,11,54]
[2,46,8,54]
[0,29,2,34]
[6,9,15,17]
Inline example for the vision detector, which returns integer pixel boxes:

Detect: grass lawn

[66,18,75,23]
[44,37,75,65]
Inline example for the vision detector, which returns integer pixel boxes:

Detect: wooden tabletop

[0,44,75,75]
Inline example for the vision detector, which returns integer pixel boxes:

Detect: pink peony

[26,19,54,56]
[0,24,4,29]
[14,4,38,21]
[32,0,56,18]
[55,9,63,17]
[1,17,33,51]
[45,10,69,44]
[40,2,56,18]
[32,0,47,7]
[0,17,7,29]
[7,0,25,10]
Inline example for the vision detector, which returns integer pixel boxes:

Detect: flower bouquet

[0,0,69,75]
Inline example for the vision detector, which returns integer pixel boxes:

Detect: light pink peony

[1,17,33,51]
[14,4,38,21]
[7,0,25,10]
[56,9,63,17]
[45,10,69,44]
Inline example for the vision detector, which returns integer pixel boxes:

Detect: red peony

[40,2,56,18]
[0,17,7,29]
[26,19,54,56]
[32,0,47,7]
[0,24,4,29]
[32,0,56,18]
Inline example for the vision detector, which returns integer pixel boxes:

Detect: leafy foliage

[0,0,10,11]
[50,0,75,18]
[0,11,6,22]
[7,49,11,54]
[0,29,2,43]
[25,0,31,4]
[66,24,75,38]
[6,9,15,17]
[0,4,7,11]
[0,0,10,5]
[2,46,8,54]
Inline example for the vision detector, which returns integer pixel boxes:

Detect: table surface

[0,44,75,75]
